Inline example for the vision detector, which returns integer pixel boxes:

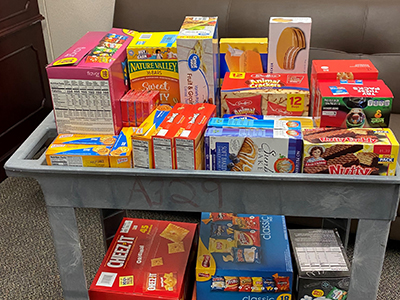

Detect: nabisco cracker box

[109,127,135,168]
[221,73,310,116]
[89,218,197,300]
[302,127,399,176]
[177,17,219,112]
[47,28,136,134]
[175,103,216,170]
[311,60,379,126]
[127,32,180,106]
[268,17,312,74]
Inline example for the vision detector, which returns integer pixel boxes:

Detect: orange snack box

[109,127,135,168]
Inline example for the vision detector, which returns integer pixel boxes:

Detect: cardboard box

[177,17,219,112]
[289,229,351,300]
[47,28,136,134]
[109,127,135,168]
[223,115,315,128]
[89,218,197,300]
[310,60,379,126]
[52,134,117,146]
[221,73,310,116]
[45,144,111,167]
[131,105,172,169]
[204,127,303,173]
[317,80,393,128]
[196,213,293,300]
[175,103,216,170]
[268,17,312,74]
[208,117,301,130]
[302,127,399,176]
[127,32,180,106]
[220,38,268,84]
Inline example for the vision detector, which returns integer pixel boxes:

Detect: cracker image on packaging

[151,257,164,267]
[276,27,306,70]
[160,223,190,243]
[168,241,185,254]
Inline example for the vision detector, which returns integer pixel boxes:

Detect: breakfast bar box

[89,218,197,300]
[47,28,136,134]
[196,213,293,300]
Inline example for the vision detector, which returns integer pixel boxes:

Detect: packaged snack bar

[263,278,278,293]
[238,277,252,292]
[210,223,235,239]
[232,216,260,230]
[209,238,237,253]
[211,276,226,291]
[234,230,261,247]
[224,276,239,292]
[273,273,290,292]
[251,277,264,292]
[232,246,261,264]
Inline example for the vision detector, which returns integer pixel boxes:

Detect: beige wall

[38,0,116,62]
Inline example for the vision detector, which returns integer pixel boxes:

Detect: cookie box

[196,213,293,300]
[302,127,399,176]
[89,218,197,300]
[109,127,135,168]
[204,127,303,173]
[221,73,310,116]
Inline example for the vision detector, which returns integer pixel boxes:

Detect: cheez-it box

[89,218,197,300]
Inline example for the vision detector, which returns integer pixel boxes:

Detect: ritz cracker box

[177,17,219,112]
[47,28,136,135]
[127,32,180,106]
[89,218,198,300]
[196,213,293,300]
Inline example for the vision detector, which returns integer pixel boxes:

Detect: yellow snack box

[52,134,117,146]
[109,127,135,168]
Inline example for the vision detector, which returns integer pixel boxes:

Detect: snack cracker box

[127,32,180,106]
[196,213,293,300]
[302,127,399,176]
[204,127,303,173]
[89,218,197,300]
[132,105,172,169]
[45,143,111,167]
[208,117,301,130]
[268,17,312,74]
[317,80,393,128]
[223,114,315,128]
[220,38,268,85]
[175,103,216,170]
[109,127,135,168]
[47,28,136,135]
[289,229,351,300]
[177,17,219,112]
[52,134,117,146]
[221,73,310,116]
[311,60,379,126]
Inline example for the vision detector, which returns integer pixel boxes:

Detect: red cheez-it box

[89,218,197,300]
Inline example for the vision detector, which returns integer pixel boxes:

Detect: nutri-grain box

[302,127,399,176]
[47,28,136,134]
[89,218,197,300]
[196,213,293,300]
[177,17,219,112]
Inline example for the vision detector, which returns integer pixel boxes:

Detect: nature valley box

[89,218,197,300]
[127,32,180,106]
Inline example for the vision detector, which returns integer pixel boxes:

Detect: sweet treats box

[221,73,310,117]
[302,127,399,176]
[127,32,180,106]
[267,17,312,74]
[204,127,303,173]
[317,80,393,128]
[196,213,293,300]
[47,28,136,135]
[89,218,197,300]
[310,60,379,126]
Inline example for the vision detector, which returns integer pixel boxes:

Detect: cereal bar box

[196,213,293,300]
[302,127,399,176]
[177,17,219,112]
[89,218,197,300]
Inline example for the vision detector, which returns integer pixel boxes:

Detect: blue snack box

[196,213,293,300]
[208,118,301,130]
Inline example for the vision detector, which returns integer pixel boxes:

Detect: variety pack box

[221,73,310,116]
[177,17,219,111]
[317,80,393,128]
[310,60,379,126]
[220,38,268,84]
[289,229,351,300]
[175,103,216,170]
[205,127,303,173]
[89,218,197,300]
[302,127,399,176]
[127,32,180,106]
[47,28,135,135]
[131,105,172,169]
[267,17,312,74]
[109,127,135,168]
[223,114,315,129]
[52,134,117,146]
[208,117,301,130]
[196,213,293,300]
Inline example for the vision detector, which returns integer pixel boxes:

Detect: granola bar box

[302,127,399,176]
[196,213,293,300]
[221,72,310,117]
[89,218,197,300]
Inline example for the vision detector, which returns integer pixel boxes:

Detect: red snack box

[89,218,197,300]
[311,60,379,126]
[121,90,160,127]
